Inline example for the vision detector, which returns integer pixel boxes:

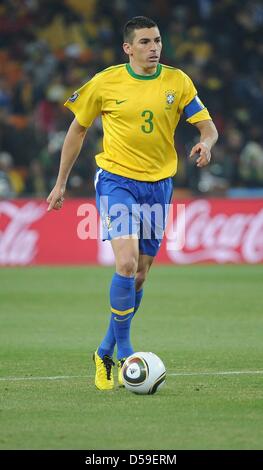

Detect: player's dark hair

[123,16,158,43]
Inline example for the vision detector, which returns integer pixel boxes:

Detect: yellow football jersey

[65,63,211,181]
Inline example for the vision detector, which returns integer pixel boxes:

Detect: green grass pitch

[0,265,263,450]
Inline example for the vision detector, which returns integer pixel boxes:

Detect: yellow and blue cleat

[93,350,115,390]
[117,359,126,387]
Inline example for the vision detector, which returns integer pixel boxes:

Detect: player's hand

[189,142,211,167]
[46,185,65,212]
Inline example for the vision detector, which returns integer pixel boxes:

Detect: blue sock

[98,276,140,359]
[98,287,144,357]
[133,288,144,315]
[97,316,116,358]
[110,272,135,360]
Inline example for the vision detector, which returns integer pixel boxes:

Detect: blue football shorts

[94,168,173,257]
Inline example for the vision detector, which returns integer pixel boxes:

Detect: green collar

[126,63,162,80]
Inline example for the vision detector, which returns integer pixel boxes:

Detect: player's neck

[129,60,157,76]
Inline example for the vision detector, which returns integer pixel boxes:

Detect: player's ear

[123,42,132,56]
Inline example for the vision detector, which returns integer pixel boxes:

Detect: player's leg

[134,253,154,314]
[117,253,154,385]
[96,234,138,362]
[96,222,139,365]
[110,235,139,360]
[135,176,173,313]
[94,169,139,389]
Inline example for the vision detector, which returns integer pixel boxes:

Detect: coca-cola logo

[1,199,262,266]
[0,201,45,265]
[166,200,263,264]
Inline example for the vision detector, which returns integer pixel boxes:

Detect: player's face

[124,27,162,69]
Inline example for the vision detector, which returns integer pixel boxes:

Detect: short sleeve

[179,71,211,123]
[64,76,102,128]
[179,71,197,111]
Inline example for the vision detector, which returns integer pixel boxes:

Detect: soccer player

[47,17,218,390]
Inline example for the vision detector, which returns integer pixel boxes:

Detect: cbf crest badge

[165,90,176,105]
[102,214,112,231]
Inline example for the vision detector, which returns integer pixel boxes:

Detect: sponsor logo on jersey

[68,92,79,103]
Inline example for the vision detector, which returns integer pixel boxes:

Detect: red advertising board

[0,199,263,265]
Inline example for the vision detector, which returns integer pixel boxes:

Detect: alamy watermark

[77,197,186,251]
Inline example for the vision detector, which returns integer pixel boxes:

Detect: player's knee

[117,256,138,277]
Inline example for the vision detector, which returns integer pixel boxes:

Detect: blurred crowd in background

[0,0,263,199]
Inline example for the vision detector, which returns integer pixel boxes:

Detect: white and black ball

[122,352,166,395]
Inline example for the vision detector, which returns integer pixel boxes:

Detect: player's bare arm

[46,118,87,211]
[190,119,218,167]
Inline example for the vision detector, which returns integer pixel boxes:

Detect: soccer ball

[122,352,166,395]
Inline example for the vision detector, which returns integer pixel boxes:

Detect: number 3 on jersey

[141,110,154,134]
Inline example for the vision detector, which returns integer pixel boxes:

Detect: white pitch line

[0,375,85,382]
[169,370,263,377]
[0,370,263,382]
